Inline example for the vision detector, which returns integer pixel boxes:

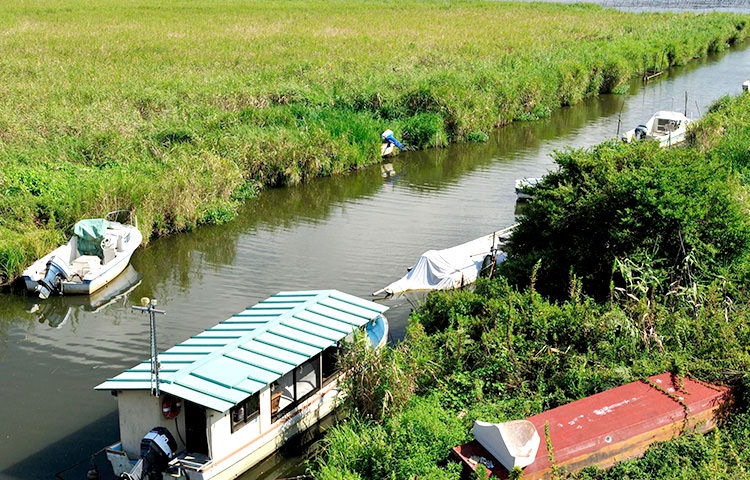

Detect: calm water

[2,40,750,480]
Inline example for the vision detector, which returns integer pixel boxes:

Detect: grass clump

[2,0,750,283]
[311,95,750,479]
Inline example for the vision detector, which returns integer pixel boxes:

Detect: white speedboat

[22,210,142,299]
[622,111,691,148]
[96,290,389,480]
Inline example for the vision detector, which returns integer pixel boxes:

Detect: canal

[1,39,750,480]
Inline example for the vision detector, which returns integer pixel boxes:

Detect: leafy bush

[500,140,750,300]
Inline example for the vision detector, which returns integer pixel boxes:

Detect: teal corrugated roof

[96,290,388,412]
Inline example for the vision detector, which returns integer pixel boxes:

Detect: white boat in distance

[96,290,389,480]
[22,210,142,299]
[515,178,542,200]
[373,225,516,296]
[622,111,691,148]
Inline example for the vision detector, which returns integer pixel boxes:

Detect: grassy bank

[2,0,750,283]
[312,94,750,479]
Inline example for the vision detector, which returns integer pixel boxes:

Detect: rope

[54,447,106,480]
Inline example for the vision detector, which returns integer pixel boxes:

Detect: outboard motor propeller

[121,427,177,480]
[35,256,71,299]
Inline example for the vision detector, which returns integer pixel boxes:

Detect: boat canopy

[651,111,689,122]
[96,290,388,412]
[74,218,110,257]
[381,228,512,295]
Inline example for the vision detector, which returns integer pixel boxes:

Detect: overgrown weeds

[2,0,749,282]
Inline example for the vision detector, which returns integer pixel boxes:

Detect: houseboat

[22,210,142,299]
[622,111,691,148]
[95,290,389,480]
[452,373,728,479]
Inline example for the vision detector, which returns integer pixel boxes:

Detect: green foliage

[2,0,749,282]
[315,271,750,478]
[315,395,466,480]
[500,140,750,300]
[338,331,416,422]
[314,97,750,478]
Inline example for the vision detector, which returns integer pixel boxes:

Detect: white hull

[622,111,691,148]
[22,219,141,297]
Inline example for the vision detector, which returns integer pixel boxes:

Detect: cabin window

[271,371,295,421]
[271,355,322,422]
[230,392,260,433]
[295,356,321,401]
[321,345,340,384]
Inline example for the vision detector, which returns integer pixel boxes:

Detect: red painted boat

[452,373,728,479]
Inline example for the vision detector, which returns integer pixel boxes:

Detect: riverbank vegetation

[2,0,750,283]
[312,93,750,479]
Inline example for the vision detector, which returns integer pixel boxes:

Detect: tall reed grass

[1,0,749,282]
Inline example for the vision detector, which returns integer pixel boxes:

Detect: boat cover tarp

[74,218,109,257]
[383,231,508,295]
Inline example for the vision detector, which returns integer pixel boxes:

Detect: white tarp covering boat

[374,225,515,296]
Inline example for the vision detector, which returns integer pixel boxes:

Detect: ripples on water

[1,39,750,480]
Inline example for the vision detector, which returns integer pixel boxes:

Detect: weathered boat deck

[453,373,728,479]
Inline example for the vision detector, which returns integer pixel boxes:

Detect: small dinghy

[622,111,691,148]
[22,210,142,299]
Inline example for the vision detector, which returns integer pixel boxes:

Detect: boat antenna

[695,100,702,118]
[616,101,624,139]
[684,91,688,117]
[132,297,166,396]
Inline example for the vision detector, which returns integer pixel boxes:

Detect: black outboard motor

[121,427,177,480]
[35,256,71,299]
[634,125,648,141]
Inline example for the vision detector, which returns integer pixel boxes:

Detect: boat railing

[106,210,137,228]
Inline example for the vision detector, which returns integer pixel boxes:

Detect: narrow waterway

[1,40,749,480]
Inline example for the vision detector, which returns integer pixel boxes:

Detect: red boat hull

[452,373,728,479]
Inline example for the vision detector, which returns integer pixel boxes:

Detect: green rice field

[1,0,749,283]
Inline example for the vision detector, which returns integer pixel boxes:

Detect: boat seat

[101,235,118,264]
[72,255,101,277]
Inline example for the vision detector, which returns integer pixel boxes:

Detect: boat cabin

[96,290,389,480]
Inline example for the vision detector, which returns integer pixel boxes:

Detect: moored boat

[22,210,142,299]
[452,373,728,479]
[622,111,691,148]
[373,225,516,296]
[95,290,389,480]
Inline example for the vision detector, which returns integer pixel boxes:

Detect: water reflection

[25,266,143,329]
